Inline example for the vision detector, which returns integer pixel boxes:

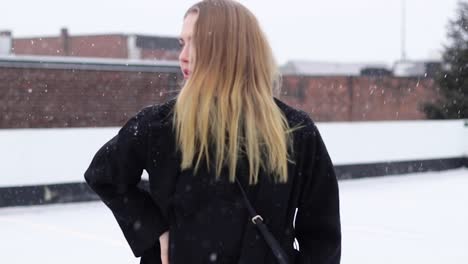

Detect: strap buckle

[251,215,264,224]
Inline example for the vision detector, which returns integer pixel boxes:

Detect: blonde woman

[84,0,341,263]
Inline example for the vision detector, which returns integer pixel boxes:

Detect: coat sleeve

[294,120,342,264]
[84,107,169,258]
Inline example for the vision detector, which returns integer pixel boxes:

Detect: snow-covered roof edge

[0,54,180,73]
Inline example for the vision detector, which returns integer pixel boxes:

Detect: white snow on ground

[340,168,468,263]
[0,168,467,264]
[0,202,134,263]
[0,119,466,187]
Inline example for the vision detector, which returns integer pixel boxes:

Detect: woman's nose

[179,46,189,64]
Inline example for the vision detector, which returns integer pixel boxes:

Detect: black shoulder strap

[235,177,290,264]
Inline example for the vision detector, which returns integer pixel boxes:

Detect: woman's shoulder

[126,97,177,128]
[136,97,177,123]
[273,97,316,134]
[118,97,177,139]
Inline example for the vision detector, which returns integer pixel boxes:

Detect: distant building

[281,59,442,78]
[360,67,393,77]
[0,28,180,61]
[392,60,442,78]
[280,60,391,76]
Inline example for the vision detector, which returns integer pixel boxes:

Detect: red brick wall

[281,75,438,122]
[13,35,128,58]
[12,34,180,60]
[0,66,440,128]
[13,37,65,56]
[141,49,180,61]
[68,35,128,58]
[0,67,182,128]
[282,76,352,121]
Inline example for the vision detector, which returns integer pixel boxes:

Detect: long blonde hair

[173,0,296,184]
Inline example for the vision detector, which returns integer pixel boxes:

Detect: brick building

[0,55,440,128]
[0,28,180,61]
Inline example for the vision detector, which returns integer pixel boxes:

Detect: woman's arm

[295,120,342,264]
[84,107,169,258]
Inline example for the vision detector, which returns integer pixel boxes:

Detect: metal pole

[401,0,407,61]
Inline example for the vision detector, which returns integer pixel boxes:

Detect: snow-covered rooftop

[280,60,390,76]
[0,168,466,263]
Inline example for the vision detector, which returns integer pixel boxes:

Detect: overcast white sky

[1,0,461,65]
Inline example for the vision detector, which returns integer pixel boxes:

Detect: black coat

[84,97,341,264]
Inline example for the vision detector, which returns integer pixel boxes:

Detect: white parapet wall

[317,119,467,165]
[0,119,466,187]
